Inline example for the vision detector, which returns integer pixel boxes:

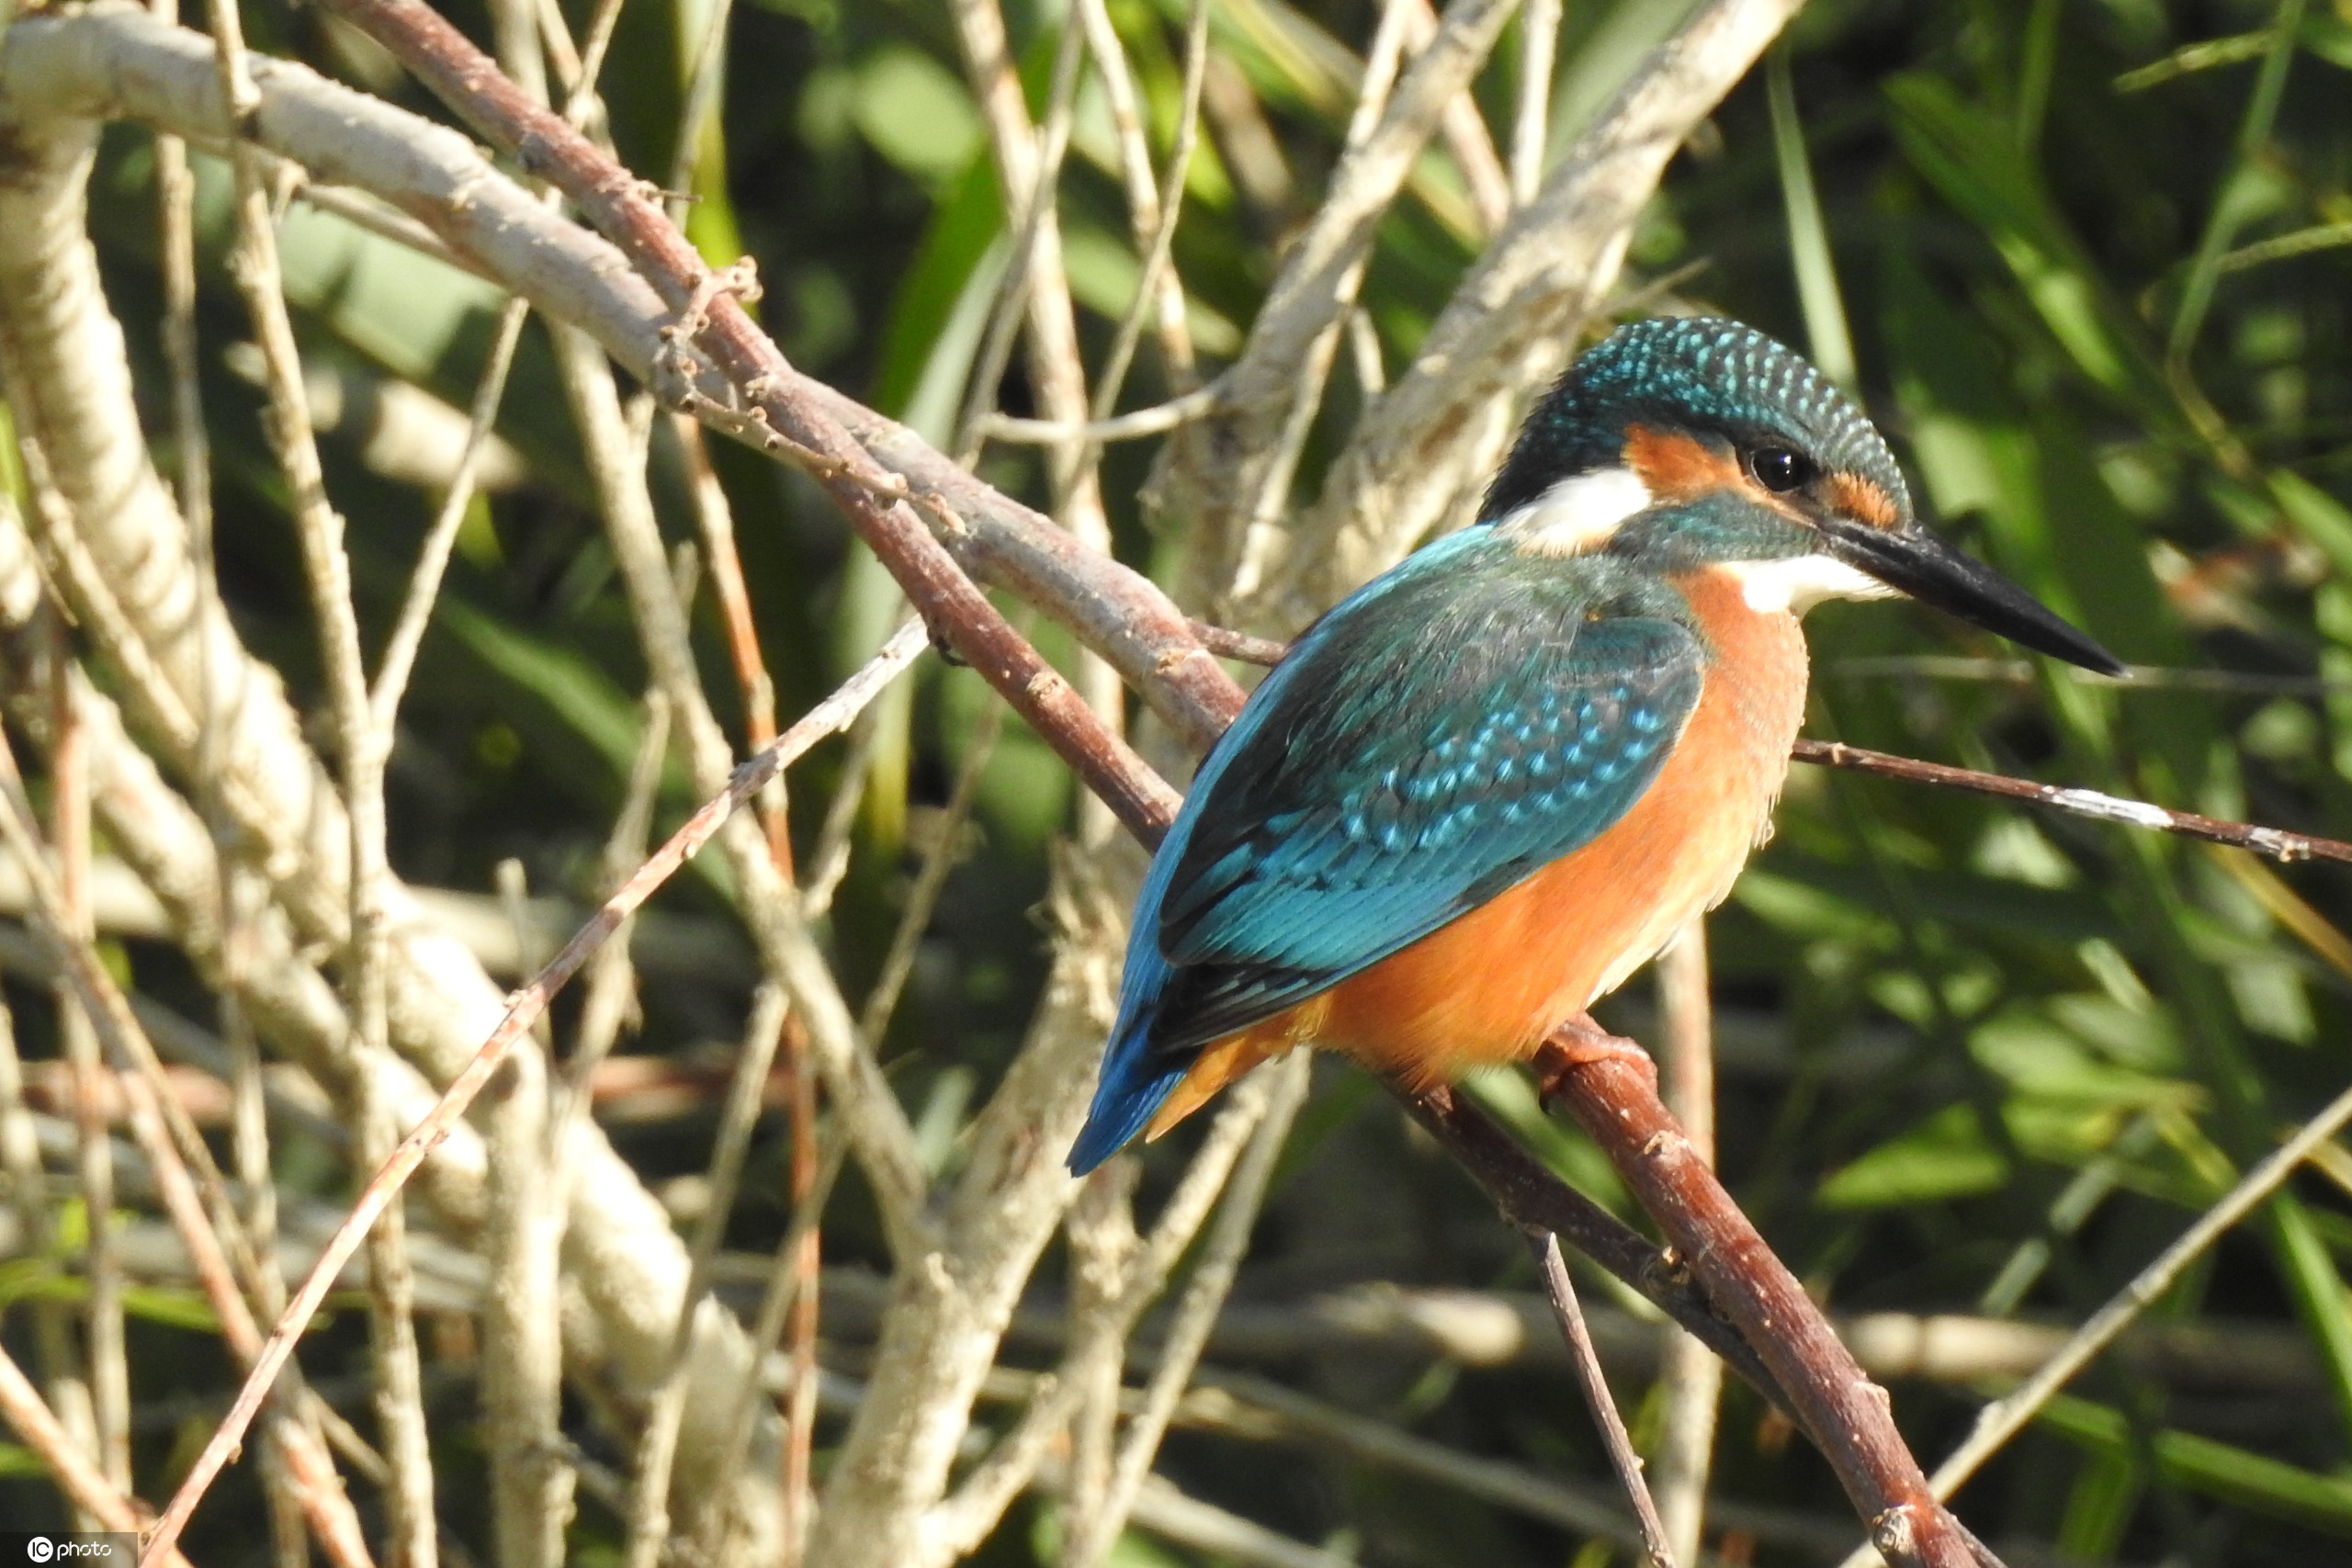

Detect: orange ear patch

[1829,471,1901,529]
[1622,424,1745,502]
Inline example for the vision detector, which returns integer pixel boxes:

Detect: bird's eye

[1747,447,1815,493]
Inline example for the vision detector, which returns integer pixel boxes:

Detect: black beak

[1818,515,2129,677]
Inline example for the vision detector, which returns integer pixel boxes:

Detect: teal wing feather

[1069,533,1706,1173]
[1150,558,1704,1055]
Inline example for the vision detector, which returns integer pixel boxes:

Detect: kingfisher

[1069,317,2123,1174]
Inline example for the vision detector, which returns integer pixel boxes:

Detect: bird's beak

[1816,515,2129,677]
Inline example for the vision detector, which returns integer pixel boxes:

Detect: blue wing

[1070,532,1707,1171]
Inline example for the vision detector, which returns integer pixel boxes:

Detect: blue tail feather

[1068,1047,1185,1174]
[1069,924,1186,1173]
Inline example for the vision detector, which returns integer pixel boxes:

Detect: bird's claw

[1532,1016,1657,1111]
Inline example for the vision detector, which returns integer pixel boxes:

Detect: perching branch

[1535,1027,1979,1568]
[20,6,2338,1565]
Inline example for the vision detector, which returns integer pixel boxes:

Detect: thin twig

[1069,0,1197,390]
[368,293,533,728]
[1408,0,1513,235]
[695,1122,850,1565]
[1791,739,2352,863]
[1510,0,1562,203]
[1225,0,1438,600]
[1528,1231,1678,1568]
[799,708,882,919]
[676,413,793,872]
[204,0,437,1545]
[1066,1053,1313,1568]
[1827,1067,2352,1568]
[0,731,378,1568]
[483,1020,568,1568]
[48,620,130,1495]
[979,389,1218,446]
[1537,1024,1975,1568]
[138,620,929,1568]
[0,1342,198,1568]
[1650,923,1723,1568]
[624,985,790,1568]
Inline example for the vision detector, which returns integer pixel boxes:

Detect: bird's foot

[1532,1016,1657,1111]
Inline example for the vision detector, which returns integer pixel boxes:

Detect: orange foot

[1532,1015,1657,1111]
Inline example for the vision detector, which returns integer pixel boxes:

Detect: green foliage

[30,0,2352,1563]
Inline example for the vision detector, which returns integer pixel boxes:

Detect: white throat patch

[1721,553,1895,614]
[1495,467,1654,556]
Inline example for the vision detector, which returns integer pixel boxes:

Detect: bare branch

[138,621,928,1566]
[1651,925,1724,1568]
[1536,1025,1976,1568]
[0,1342,197,1567]
[1290,0,1805,623]
[1529,1231,1679,1568]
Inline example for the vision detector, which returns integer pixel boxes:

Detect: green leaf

[2040,1392,2352,1537]
[854,48,984,188]
[1818,1103,2009,1209]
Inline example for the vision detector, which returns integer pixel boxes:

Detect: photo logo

[26,1540,51,1563]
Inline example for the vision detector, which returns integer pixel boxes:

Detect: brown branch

[1790,738,2352,864]
[311,0,1183,845]
[1536,1027,1976,1568]
[1203,628,2352,866]
[1528,1231,1678,1568]
[137,622,929,1568]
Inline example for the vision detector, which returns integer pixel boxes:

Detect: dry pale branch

[0,52,799,1548]
[0,1343,197,1568]
[1651,925,1724,1567]
[137,619,929,1562]
[1163,0,1521,615]
[1289,0,1808,622]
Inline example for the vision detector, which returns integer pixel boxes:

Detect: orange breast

[1146,567,1810,1140]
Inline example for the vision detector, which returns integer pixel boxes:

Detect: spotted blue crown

[1482,317,1911,523]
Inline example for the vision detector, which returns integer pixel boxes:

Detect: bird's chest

[1508,566,1806,1010]
[1292,568,1809,1074]
[1673,566,1814,801]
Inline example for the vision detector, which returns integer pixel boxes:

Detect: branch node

[665,256,763,345]
[1870,1504,1923,1562]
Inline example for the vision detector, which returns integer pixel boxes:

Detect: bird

[1068,316,2124,1175]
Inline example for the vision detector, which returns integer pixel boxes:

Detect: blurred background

[8,1,2352,1565]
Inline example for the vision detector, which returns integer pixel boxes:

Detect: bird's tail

[1068,1026,1187,1176]
[1068,949,1188,1175]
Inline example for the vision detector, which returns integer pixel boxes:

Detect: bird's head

[1481,316,2125,676]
